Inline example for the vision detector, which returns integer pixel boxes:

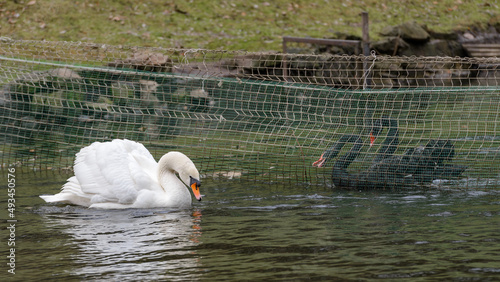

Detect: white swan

[40,139,202,209]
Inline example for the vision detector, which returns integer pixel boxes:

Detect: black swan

[313,117,400,169]
[312,133,414,189]
[313,119,467,189]
[363,139,467,188]
[368,117,466,182]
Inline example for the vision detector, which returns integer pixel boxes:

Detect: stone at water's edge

[380,21,430,43]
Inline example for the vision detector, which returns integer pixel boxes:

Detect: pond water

[1,173,499,281]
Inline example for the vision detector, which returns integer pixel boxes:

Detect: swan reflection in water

[41,206,203,280]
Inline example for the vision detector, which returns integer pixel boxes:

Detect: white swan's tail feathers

[61,176,83,194]
[39,176,92,207]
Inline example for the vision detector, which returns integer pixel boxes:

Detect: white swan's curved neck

[157,165,192,207]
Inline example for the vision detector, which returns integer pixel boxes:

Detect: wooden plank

[462,43,500,57]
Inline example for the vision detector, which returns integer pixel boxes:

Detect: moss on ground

[0,0,498,51]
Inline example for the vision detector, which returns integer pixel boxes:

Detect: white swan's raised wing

[74,139,159,204]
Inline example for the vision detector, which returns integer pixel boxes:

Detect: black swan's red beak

[312,153,326,168]
[369,132,376,147]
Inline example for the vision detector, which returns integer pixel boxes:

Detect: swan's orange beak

[312,153,326,168]
[369,132,376,147]
[190,177,202,201]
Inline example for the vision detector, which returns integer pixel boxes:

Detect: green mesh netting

[1,40,499,189]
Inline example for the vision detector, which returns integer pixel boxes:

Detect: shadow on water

[1,172,499,281]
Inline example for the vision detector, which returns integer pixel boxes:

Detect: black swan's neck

[332,135,364,170]
[372,117,399,163]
